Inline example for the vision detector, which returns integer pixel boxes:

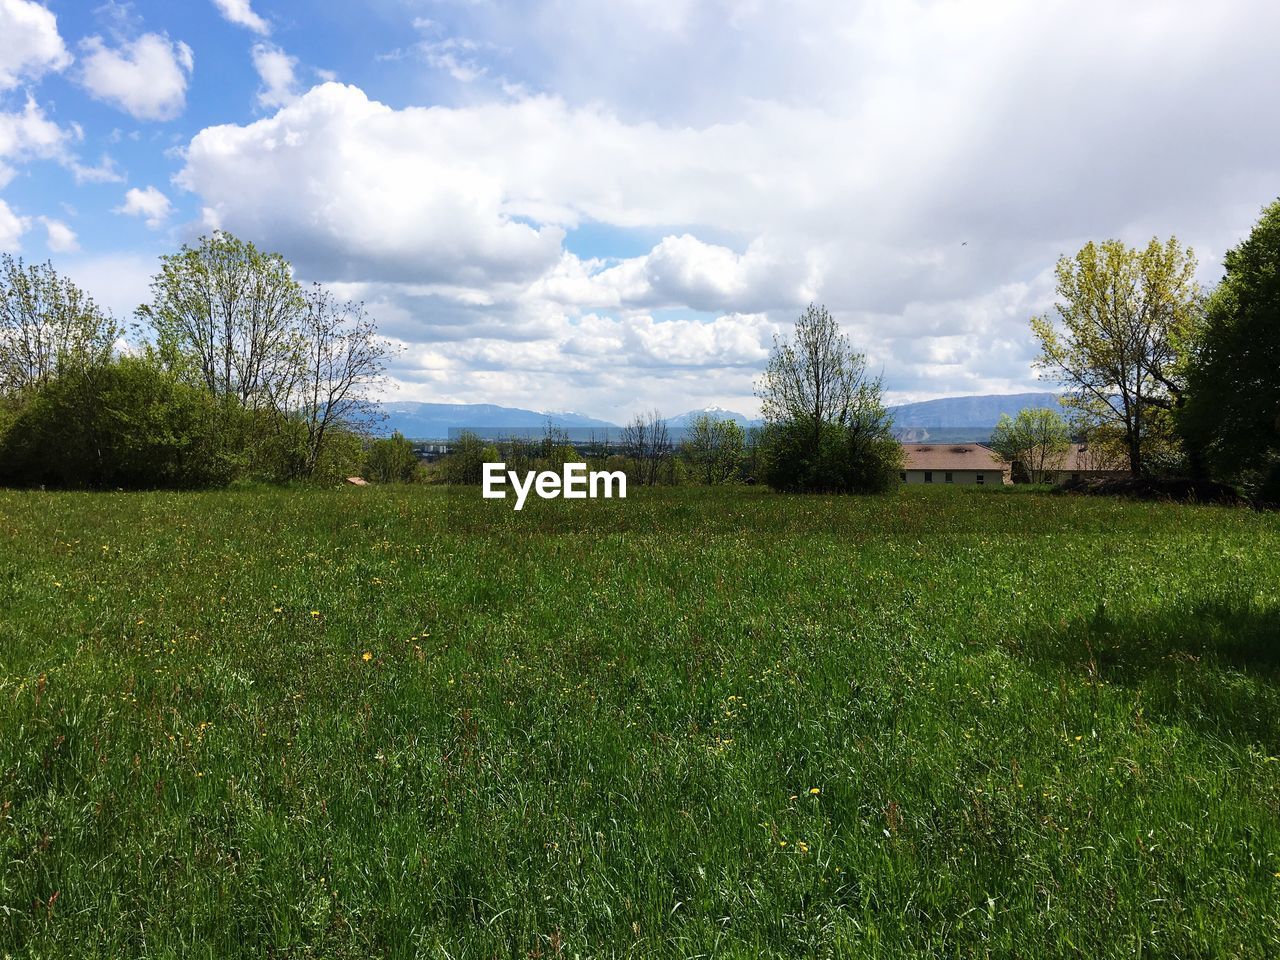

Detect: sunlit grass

[1,485,1278,957]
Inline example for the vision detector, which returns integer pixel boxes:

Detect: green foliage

[1031,238,1203,475]
[756,304,900,493]
[681,414,745,484]
[1,486,1277,956]
[0,356,238,489]
[761,416,902,493]
[989,408,1072,482]
[364,431,420,483]
[439,431,496,484]
[0,255,121,398]
[1180,200,1280,501]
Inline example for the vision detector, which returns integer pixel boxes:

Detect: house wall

[902,469,1004,486]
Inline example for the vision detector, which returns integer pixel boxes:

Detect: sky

[1,0,1277,419]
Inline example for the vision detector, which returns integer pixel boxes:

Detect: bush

[364,432,420,484]
[760,418,902,494]
[0,357,239,489]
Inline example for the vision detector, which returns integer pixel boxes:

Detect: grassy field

[1,485,1278,958]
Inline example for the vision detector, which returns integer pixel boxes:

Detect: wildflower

[797,841,810,853]
[311,611,320,617]
[362,651,373,662]
[809,787,821,795]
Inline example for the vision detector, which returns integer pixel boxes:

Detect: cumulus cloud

[0,198,28,252]
[0,0,71,90]
[78,33,194,121]
[39,216,78,252]
[251,42,298,108]
[0,95,123,188]
[171,1,1280,412]
[211,0,270,35]
[115,185,173,228]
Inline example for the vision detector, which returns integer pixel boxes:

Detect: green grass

[1,485,1278,958]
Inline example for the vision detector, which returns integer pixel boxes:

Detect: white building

[900,443,1011,486]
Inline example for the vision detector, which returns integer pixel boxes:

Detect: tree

[0,356,237,489]
[620,410,673,486]
[1030,238,1203,476]
[292,285,394,477]
[681,414,745,485]
[0,255,120,398]
[1179,200,1280,500]
[989,408,1071,483]
[756,303,900,493]
[364,431,419,483]
[138,232,305,410]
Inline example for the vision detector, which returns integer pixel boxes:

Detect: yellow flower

[311,611,320,617]
[797,841,810,853]
[362,651,373,662]
[809,787,821,795]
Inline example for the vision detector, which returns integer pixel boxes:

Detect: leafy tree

[0,356,237,489]
[989,408,1071,483]
[1031,238,1203,475]
[756,303,900,493]
[138,231,305,410]
[1179,200,1280,500]
[365,431,420,483]
[681,414,745,484]
[440,431,498,485]
[0,255,120,398]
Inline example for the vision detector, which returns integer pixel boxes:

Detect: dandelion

[797,841,810,853]
[809,787,821,795]
[362,651,373,662]
[311,611,320,617]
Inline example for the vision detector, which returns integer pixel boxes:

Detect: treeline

[1026,199,1280,503]
[436,303,904,495]
[0,233,399,489]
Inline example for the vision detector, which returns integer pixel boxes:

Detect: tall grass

[1,485,1278,957]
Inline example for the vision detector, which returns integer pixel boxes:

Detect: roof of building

[1054,442,1128,473]
[901,443,1006,471]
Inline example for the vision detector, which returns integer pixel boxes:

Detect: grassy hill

[2,486,1277,957]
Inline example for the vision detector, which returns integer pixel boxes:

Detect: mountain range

[375,393,1064,442]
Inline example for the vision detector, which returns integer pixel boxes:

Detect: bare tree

[620,409,672,486]
[291,285,396,477]
[0,255,120,398]
[757,303,875,447]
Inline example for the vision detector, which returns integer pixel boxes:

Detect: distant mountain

[375,393,1066,441]
[667,406,760,428]
[888,392,1060,429]
[377,401,616,439]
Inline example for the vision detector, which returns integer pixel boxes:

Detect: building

[900,443,1011,486]
[1041,443,1129,485]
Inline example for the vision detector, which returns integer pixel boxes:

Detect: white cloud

[0,95,124,188]
[172,2,1280,413]
[211,0,269,35]
[78,33,194,121]
[0,0,71,90]
[115,185,173,228]
[0,95,67,178]
[0,198,29,252]
[39,215,78,252]
[251,42,298,108]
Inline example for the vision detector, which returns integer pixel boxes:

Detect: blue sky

[3,0,1279,419]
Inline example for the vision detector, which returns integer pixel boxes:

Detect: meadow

[1,484,1278,958]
